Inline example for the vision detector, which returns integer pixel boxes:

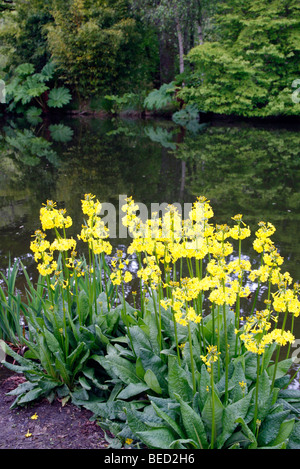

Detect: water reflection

[0,114,299,292]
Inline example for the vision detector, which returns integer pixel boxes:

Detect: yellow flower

[40,201,73,231]
[200,345,221,372]
[25,430,32,438]
[123,271,132,283]
[239,381,247,392]
[30,413,38,420]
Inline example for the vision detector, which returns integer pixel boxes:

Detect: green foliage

[46,0,159,99]
[49,124,74,143]
[0,259,24,345]
[47,87,72,108]
[5,128,59,166]
[102,93,142,115]
[0,256,125,407]
[0,0,53,70]
[5,61,71,114]
[180,0,300,117]
[144,82,178,111]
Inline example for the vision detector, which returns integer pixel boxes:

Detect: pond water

[0,112,299,367]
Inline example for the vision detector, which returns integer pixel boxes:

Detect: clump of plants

[5,61,72,120]
[1,194,300,449]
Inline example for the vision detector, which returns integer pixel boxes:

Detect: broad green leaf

[49,124,74,142]
[150,400,185,439]
[167,356,193,402]
[15,63,35,77]
[135,357,145,379]
[217,389,254,448]
[40,62,55,81]
[245,352,258,381]
[92,352,140,385]
[95,324,110,346]
[48,87,71,108]
[26,106,42,125]
[136,427,176,449]
[55,352,71,385]
[118,382,150,400]
[144,82,176,111]
[144,369,162,394]
[267,358,293,382]
[235,417,257,449]
[43,328,63,358]
[202,389,224,436]
[258,410,290,447]
[16,387,45,405]
[287,420,300,449]
[125,405,161,436]
[79,376,92,390]
[177,396,209,449]
[268,418,295,447]
[67,342,87,369]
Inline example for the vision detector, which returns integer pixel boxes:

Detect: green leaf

[217,389,254,448]
[144,369,162,394]
[67,342,88,370]
[78,376,92,390]
[135,357,145,379]
[55,352,71,386]
[144,82,176,111]
[78,290,90,323]
[26,106,42,125]
[287,420,300,449]
[235,417,257,449]
[92,351,140,385]
[15,63,35,77]
[47,87,72,108]
[167,356,193,402]
[245,352,258,381]
[95,324,110,347]
[49,124,74,142]
[40,62,55,82]
[16,387,45,405]
[268,418,295,448]
[258,410,290,447]
[267,358,293,382]
[118,382,150,400]
[176,396,208,449]
[43,328,63,358]
[136,427,176,449]
[202,389,224,436]
[150,400,185,439]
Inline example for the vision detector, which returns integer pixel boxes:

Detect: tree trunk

[196,21,204,45]
[176,16,185,74]
[158,30,176,84]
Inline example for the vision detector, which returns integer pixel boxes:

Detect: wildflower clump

[18,193,300,450]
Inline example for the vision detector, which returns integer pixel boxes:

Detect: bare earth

[0,372,108,449]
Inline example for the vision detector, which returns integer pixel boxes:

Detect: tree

[130,0,215,81]
[0,0,14,13]
[46,0,159,99]
[179,0,300,117]
[0,0,53,72]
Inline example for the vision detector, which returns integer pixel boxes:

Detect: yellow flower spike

[200,345,221,373]
[239,381,247,393]
[30,413,38,420]
[25,430,32,438]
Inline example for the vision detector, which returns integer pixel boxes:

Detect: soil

[0,369,109,449]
